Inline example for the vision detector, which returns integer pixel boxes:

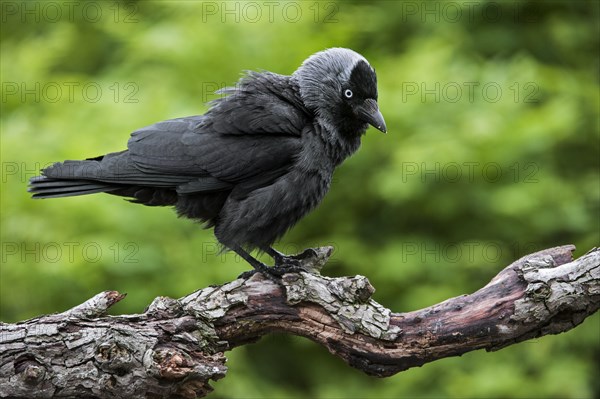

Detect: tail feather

[29,176,116,199]
[28,154,200,202]
[29,177,98,188]
[29,157,121,199]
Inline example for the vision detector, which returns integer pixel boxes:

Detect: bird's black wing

[126,72,309,195]
[127,119,301,194]
[203,71,309,136]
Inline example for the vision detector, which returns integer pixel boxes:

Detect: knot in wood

[143,345,227,385]
[94,340,134,374]
[150,347,192,379]
[15,357,45,385]
[526,282,551,301]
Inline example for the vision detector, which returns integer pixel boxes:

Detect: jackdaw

[29,48,387,277]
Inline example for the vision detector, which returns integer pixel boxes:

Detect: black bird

[29,48,387,277]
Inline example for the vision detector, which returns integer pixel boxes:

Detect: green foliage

[1,1,598,398]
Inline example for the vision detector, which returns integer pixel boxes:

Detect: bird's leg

[231,245,276,281]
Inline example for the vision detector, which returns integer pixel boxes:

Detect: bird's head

[293,48,387,136]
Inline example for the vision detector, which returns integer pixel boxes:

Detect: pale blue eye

[344,89,353,99]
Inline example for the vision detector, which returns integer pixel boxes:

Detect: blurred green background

[1,0,598,398]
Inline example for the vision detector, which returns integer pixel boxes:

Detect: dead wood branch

[1,245,598,398]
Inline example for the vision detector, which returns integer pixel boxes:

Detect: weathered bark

[1,245,598,398]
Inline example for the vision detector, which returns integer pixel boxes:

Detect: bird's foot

[237,247,333,281]
[237,262,307,281]
[237,261,274,281]
[237,269,260,280]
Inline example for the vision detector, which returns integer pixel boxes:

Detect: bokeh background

[1,1,598,398]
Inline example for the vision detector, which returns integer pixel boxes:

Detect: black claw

[267,264,307,276]
[238,263,306,281]
[237,261,279,283]
[238,268,281,283]
[237,269,259,279]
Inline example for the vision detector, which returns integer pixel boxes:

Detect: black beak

[357,98,387,133]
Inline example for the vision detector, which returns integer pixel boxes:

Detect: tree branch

[1,245,598,398]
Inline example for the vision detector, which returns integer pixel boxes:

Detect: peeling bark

[1,245,598,398]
